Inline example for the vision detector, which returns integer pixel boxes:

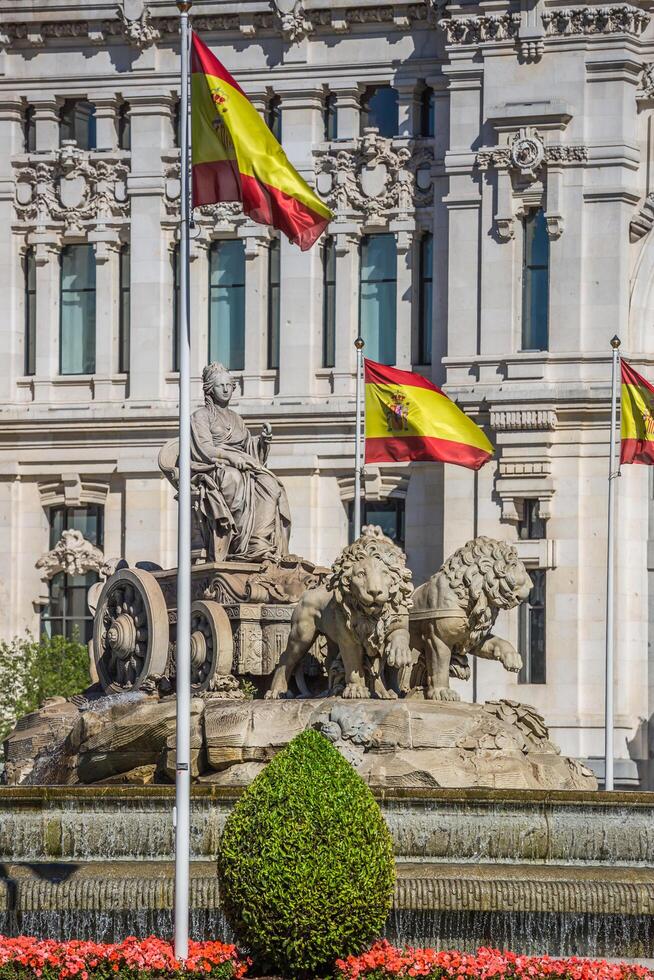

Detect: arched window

[209,240,246,370]
[521,208,549,351]
[359,234,397,365]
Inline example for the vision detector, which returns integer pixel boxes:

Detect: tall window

[522,208,549,351]
[420,87,435,138]
[322,237,336,368]
[323,92,338,140]
[172,244,180,371]
[359,234,397,364]
[60,99,96,150]
[173,98,181,148]
[24,247,36,376]
[60,244,96,375]
[117,102,131,150]
[348,498,405,548]
[268,238,281,370]
[360,86,398,137]
[41,505,104,644]
[518,500,546,685]
[24,106,36,152]
[209,240,245,370]
[266,96,282,141]
[418,232,433,365]
[119,245,130,374]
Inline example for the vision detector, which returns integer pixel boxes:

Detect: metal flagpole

[174,0,192,960]
[604,334,621,792]
[353,337,365,538]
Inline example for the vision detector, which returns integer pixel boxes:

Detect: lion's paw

[375,686,399,700]
[496,644,522,672]
[426,685,460,702]
[342,683,371,699]
[264,687,287,700]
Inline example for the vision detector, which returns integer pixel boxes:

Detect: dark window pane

[266,96,282,142]
[418,232,433,365]
[119,245,130,374]
[172,244,180,371]
[60,99,96,150]
[348,498,405,549]
[518,500,545,541]
[268,238,280,370]
[24,106,36,152]
[324,93,338,140]
[518,569,546,684]
[359,234,397,364]
[361,86,398,138]
[24,248,36,376]
[322,237,336,368]
[420,87,435,138]
[60,245,96,375]
[118,102,131,150]
[209,240,246,370]
[522,208,549,351]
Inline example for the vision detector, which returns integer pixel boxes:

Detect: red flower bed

[335,942,654,980]
[0,937,248,980]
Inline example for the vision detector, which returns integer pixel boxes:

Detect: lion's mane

[326,525,413,656]
[441,536,529,649]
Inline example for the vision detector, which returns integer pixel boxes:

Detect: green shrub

[217,728,395,977]
[0,631,90,743]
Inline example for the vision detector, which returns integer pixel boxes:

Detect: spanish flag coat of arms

[364,360,494,470]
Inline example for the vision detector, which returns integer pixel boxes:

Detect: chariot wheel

[93,568,169,693]
[190,599,234,692]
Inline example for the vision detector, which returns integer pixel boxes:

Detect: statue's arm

[257,422,272,464]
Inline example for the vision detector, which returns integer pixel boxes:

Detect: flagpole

[175,0,192,960]
[604,334,621,792]
[354,337,365,538]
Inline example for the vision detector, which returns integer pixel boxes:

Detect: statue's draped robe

[191,402,291,561]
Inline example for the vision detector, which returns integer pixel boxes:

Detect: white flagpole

[604,334,621,792]
[174,0,192,959]
[354,337,365,538]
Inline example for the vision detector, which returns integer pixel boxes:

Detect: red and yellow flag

[190,33,332,250]
[364,360,494,469]
[621,360,654,465]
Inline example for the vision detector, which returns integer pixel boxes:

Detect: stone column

[89,235,121,398]
[32,98,60,152]
[93,94,119,152]
[239,228,270,399]
[277,88,324,396]
[392,224,414,368]
[32,236,60,400]
[332,86,361,140]
[0,96,25,400]
[332,228,360,394]
[127,91,175,401]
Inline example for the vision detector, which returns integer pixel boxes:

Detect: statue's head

[203,362,236,408]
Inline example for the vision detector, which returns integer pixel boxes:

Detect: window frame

[208,238,246,371]
[521,207,549,352]
[59,243,97,376]
[322,236,336,369]
[418,232,433,366]
[518,568,546,685]
[359,233,397,366]
[323,92,338,141]
[267,237,281,370]
[172,243,180,372]
[266,96,282,142]
[119,244,130,374]
[24,246,36,377]
[360,85,398,138]
[420,86,435,138]
[59,99,96,151]
[347,497,406,549]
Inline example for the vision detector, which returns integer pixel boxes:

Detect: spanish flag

[191,33,332,250]
[621,360,654,465]
[364,360,494,469]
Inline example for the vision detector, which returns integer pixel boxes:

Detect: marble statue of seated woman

[159,362,291,563]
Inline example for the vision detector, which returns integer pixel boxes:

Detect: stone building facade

[1,0,654,784]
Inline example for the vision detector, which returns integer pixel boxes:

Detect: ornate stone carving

[438,13,521,45]
[638,63,654,101]
[409,537,532,701]
[272,0,313,41]
[36,530,114,580]
[13,148,129,232]
[542,4,649,36]
[545,144,589,164]
[630,193,654,242]
[491,409,557,431]
[104,5,160,49]
[314,130,433,220]
[510,130,545,178]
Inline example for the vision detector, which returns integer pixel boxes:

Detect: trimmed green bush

[217,728,395,978]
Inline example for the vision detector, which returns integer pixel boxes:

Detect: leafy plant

[218,728,395,977]
[0,631,90,743]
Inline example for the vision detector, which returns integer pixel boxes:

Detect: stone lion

[408,536,532,701]
[266,526,414,700]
